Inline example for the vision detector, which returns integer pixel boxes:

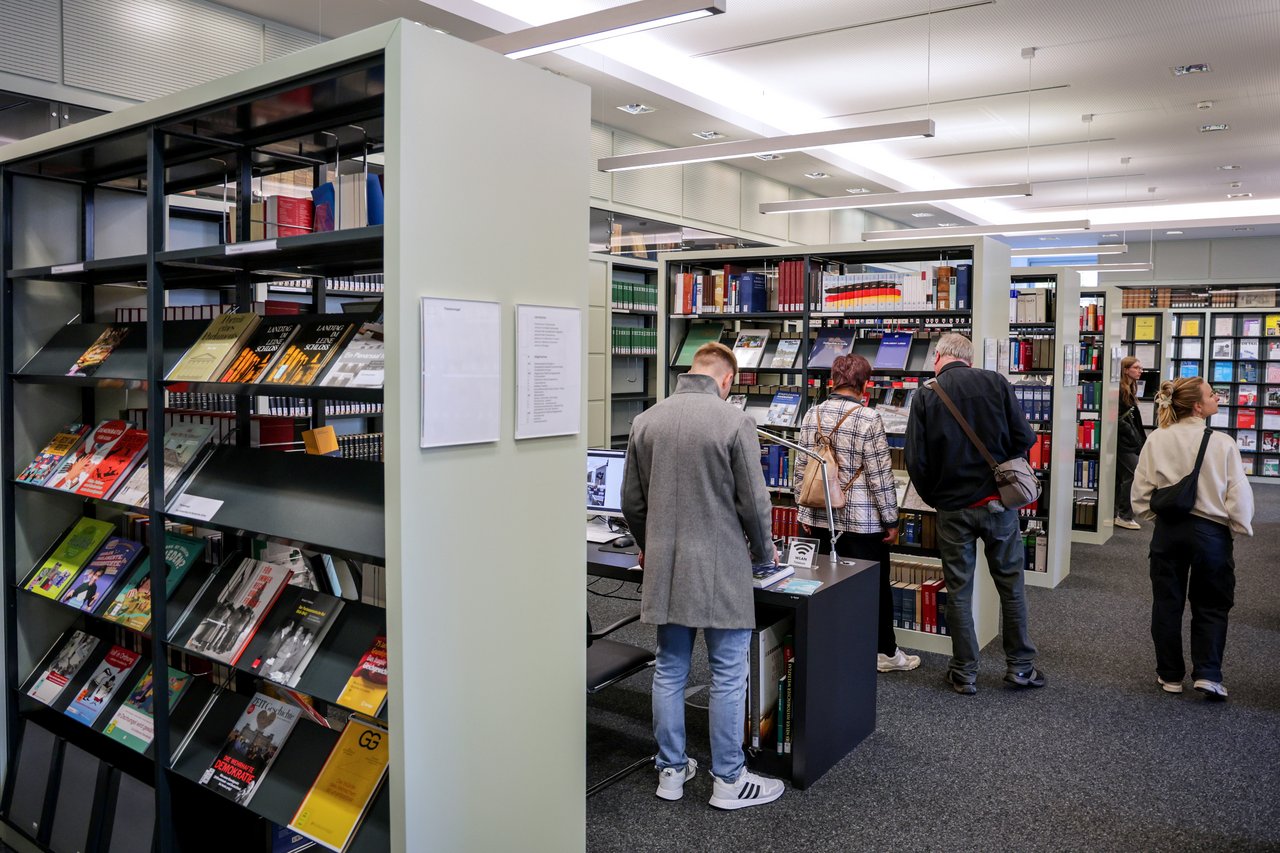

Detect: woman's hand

[882,525,899,544]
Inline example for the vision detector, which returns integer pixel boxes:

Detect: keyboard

[586,521,623,543]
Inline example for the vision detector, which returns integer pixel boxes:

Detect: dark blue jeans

[936,506,1038,682]
[1149,515,1235,682]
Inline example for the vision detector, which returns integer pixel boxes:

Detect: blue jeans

[653,624,750,782]
[936,506,1037,682]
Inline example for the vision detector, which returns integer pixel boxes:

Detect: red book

[267,195,314,239]
[75,428,148,500]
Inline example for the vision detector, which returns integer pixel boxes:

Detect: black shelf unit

[1206,310,1280,478]
[608,261,659,450]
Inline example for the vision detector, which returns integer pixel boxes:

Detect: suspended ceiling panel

[590,123,612,201]
[610,129,683,213]
[786,189,831,247]
[264,20,321,60]
[682,161,741,231]
[0,0,59,83]
[740,172,790,241]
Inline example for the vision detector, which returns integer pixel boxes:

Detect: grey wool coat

[622,373,774,629]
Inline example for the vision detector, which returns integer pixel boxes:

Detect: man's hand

[638,551,644,569]
[773,544,782,565]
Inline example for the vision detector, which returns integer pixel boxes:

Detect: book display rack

[1071,286,1121,545]
[660,239,1010,655]
[1118,309,1165,434]
[1204,308,1280,479]
[1,21,587,853]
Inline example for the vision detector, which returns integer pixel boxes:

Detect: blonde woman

[1114,356,1146,529]
[1131,377,1254,701]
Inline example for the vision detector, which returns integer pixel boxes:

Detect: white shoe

[655,757,697,801]
[1193,679,1228,701]
[708,769,784,810]
[1157,676,1183,694]
[877,649,922,673]
[1114,517,1141,530]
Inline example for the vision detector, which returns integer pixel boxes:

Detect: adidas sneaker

[708,769,784,810]
[655,757,697,801]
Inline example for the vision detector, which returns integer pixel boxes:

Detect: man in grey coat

[623,341,784,810]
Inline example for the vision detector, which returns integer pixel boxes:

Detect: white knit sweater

[1131,416,1255,536]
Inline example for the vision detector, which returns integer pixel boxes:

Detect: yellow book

[1265,315,1280,337]
[337,636,387,716]
[23,518,115,600]
[166,313,262,382]
[1134,316,1157,341]
[289,717,389,851]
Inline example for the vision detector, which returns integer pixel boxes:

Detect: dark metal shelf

[158,225,383,282]
[7,254,148,285]
[671,312,802,320]
[1010,368,1055,376]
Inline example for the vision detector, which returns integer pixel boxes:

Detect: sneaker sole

[1158,678,1183,694]
[877,660,922,672]
[708,788,784,810]
[1194,685,1228,701]
[655,787,684,801]
[943,673,977,695]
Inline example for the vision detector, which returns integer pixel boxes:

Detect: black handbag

[1149,428,1212,517]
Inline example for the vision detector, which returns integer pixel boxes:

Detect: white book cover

[113,422,215,508]
[1239,339,1260,360]
[732,328,770,369]
[319,322,384,388]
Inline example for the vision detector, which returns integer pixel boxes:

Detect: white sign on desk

[515,303,582,440]
[420,297,501,448]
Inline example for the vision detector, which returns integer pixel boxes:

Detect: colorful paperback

[1212,361,1233,383]
[262,322,355,385]
[167,313,263,382]
[731,329,770,370]
[102,532,206,631]
[764,391,802,427]
[23,517,115,600]
[769,338,801,369]
[44,419,135,494]
[288,716,390,852]
[102,665,192,752]
[17,423,91,485]
[199,692,301,805]
[319,322,384,388]
[1179,361,1198,378]
[184,558,293,665]
[67,326,130,377]
[1264,458,1280,477]
[112,422,216,508]
[27,630,100,706]
[219,320,301,383]
[244,587,345,687]
[808,328,856,370]
[74,427,148,500]
[872,331,915,371]
[336,636,388,716]
[1243,316,1262,336]
[771,578,823,596]
[1240,339,1260,361]
[64,644,140,725]
[58,536,142,613]
[1267,315,1280,337]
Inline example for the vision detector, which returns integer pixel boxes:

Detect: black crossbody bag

[1149,427,1212,517]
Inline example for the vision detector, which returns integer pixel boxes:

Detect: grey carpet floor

[586,484,1280,852]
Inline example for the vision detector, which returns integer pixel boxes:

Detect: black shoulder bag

[1149,428,1212,518]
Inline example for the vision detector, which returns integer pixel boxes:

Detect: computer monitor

[587,449,627,518]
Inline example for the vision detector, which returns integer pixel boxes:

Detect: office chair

[586,613,656,797]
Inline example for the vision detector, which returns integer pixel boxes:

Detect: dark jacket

[905,361,1037,511]
[1118,396,1146,454]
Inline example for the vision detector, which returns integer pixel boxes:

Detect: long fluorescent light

[598,119,936,172]
[760,183,1031,214]
[1065,262,1152,272]
[862,219,1090,240]
[1012,244,1128,257]
[478,0,726,60]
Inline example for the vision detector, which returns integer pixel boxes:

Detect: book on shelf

[167,313,263,382]
[751,563,795,589]
[1214,316,1234,336]
[1211,339,1234,359]
[67,326,130,377]
[769,337,801,369]
[1212,362,1233,383]
[265,195,314,238]
[726,393,748,410]
[1267,315,1280,337]
[1266,363,1280,383]
[112,421,217,508]
[58,536,142,613]
[64,644,140,726]
[1243,316,1263,336]
[1263,407,1280,427]
[199,691,302,805]
[808,327,856,369]
[1261,431,1280,453]
[1133,342,1158,364]
[1270,340,1280,361]
[872,331,914,371]
[1133,316,1157,341]
[101,532,206,631]
[262,322,356,385]
[242,586,345,687]
[1240,362,1260,383]
[102,665,192,752]
[1180,317,1202,337]
[183,558,294,665]
[1240,339,1260,361]
[672,322,726,367]
[17,423,92,485]
[217,320,302,384]
[1209,409,1229,428]
[319,322,385,388]
[1237,385,1258,407]
[1238,431,1258,452]
[747,617,791,750]
[1263,458,1280,477]
[731,328,770,370]
[44,419,136,493]
[1179,361,1199,378]
[1179,339,1202,360]
[288,715,390,852]
[764,390,802,427]
[72,427,148,500]
[23,517,115,601]
[27,630,101,706]
[1241,454,1256,476]
[336,635,388,716]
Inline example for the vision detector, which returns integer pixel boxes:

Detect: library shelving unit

[595,255,659,449]
[1117,307,1167,435]
[1205,307,1280,479]
[1071,283,1121,545]
[659,238,1010,655]
[1009,269,1081,589]
[0,21,587,853]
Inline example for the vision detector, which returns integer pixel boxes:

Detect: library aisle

[585,484,1280,852]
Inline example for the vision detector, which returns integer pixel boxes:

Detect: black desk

[587,543,878,789]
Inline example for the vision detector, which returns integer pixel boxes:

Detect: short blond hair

[691,341,737,376]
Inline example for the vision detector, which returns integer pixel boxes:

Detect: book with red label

[64,644,141,726]
[74,427,148,500]
[336,636,388,716]
[243,586,345,688]
[266,195,313,239]
[17,423,91,485]
[198,692,301,805]
[44,420,136,494]
[26,629,100,706]
[182,558,293,665]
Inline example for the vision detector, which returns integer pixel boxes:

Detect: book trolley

[1,21,588,853]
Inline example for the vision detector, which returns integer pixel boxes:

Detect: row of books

[889,574,948,635]
[1028,433,1054,470]
[265,398,384,417]
[611,279,658,312]
[267,273,385,294]
[1078,381,1103,412]
[671,266,772,315]
[1074,458,1100,489]
[1022,521,1049,573]
[1216,384,1280,407]
[760,444,794,488]
[1241,455,1280,477]
[1078,342,1104,370]
[115,303,234,323]
[771,505,800,541]
[1210,313,1280,337]
[1012,385,1054,422]
[1234,431,1280,453]
[1210,408,1280,430]
[611,326,658,356]
[896,511,936,549]
[819,266,971,313]
[1009,336,1054,372]
[228,176,384,242]
[1080,301,1106,333]
[1123,286,1278,309]
[336,432,384,462]
[1211,339,1280,361]
[1076,420,1100,451]
[1211,361,1270,383]
[746,617,793,754]
[1072,497,1099,528]
[1011,289,1055,324]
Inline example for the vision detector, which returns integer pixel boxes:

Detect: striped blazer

[794,397,899,534]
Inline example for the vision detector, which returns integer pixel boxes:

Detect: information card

[515,304,582,440]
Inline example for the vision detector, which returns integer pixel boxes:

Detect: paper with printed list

[420,297,501,448]
[515,304,582,440]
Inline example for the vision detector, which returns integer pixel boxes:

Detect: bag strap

[925,378,1000,470]
[815,402,862,491]
[1189,427,1213,477]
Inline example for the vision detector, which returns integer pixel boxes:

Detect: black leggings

[809,527,896,657]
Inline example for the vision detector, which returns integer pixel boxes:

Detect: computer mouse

[613,535,635,548]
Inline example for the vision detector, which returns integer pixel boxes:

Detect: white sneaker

[877,649,922,672]
[1114,517,1141,530]
[709,769,784,810]
[1157,676,1183,694]
[655,757,697,801]
[1193,679,1228,701]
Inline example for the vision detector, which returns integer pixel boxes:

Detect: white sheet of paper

[420,297,501,448]
[171,494,223,521]
[515,304,582,440]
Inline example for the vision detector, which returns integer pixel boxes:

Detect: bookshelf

[1118,308,1167,434]
[1009,270,1081,589]
[1205,308,1280,480]
[606,258,659,449]
[659,238,1009,657]
[1071,284,1121,545]
[0,21,587,853]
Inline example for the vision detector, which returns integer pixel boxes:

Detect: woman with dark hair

[1114,355,1146,529]
[794,353,918,673]
[1131,377,1254,700]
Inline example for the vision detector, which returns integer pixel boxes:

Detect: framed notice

[515,304,582,440]
[420,297,501,448]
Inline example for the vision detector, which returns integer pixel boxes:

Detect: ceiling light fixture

[1228,192,1253,198]
[1200,123,1229,132]
[1219,165,1241,170]
[1166,231,1184,235]
[911,212,935,218]
[803,172,829,179]
[597,119,935,171]
[846,188,868,194]
[478,0,726,60]
[1011,244,1129,257]
[755,153,784,161]
[616,103,656,114]
[1172,63,1211,76]
[692,130,725,140]
[759,182,1032,214]
[862,219,1090,241]
[1064,262,1153,272]
[1234,226,1254,232]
